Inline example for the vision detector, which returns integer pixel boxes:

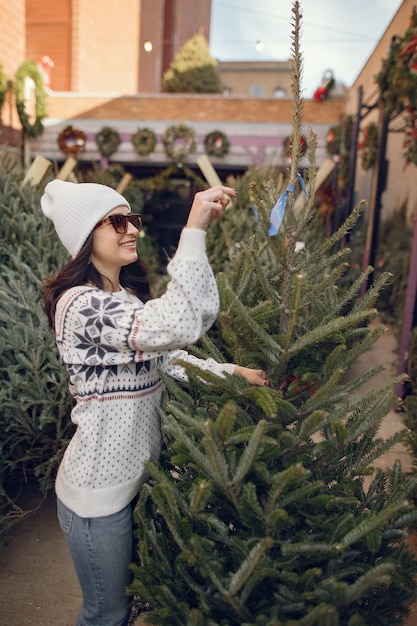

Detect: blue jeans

[57,498,133,626]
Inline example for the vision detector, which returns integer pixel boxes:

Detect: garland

[403,106,417,166]
[134,163,206,193]
[57,125,87,156]
[204,130,230,157]
[163,124,196,162]
[358,122,379,171]
[132,127,157,156]
[95,126,121,157]
[0,62,8,115]
[104,163,126,182]
[376,10,417,166]
[376,9,417,117]
[13,60,47,137]
[282,134,307,159]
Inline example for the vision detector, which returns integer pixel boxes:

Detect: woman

[41,179,269,626]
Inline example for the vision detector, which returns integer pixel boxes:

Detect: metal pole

[368,114,389,269]
[346,86,363,215]
[360,108,389,296]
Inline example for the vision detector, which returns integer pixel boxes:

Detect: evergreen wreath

[204,130,230,157]
[132,127,157,157]
[358,122,379,171]
[95,126,121,157]
[13,60,48,137]
[323,117,353,191]
[163,124,197,162]
[283,134,307,158]
[326,126,341,156]
[0,62,8,115]
[57,125,87,156]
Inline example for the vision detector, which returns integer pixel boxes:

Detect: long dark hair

[42,234,152,329]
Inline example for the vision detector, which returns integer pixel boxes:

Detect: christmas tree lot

[127,4,417,625]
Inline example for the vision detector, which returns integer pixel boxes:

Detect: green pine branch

[129,4,417,622]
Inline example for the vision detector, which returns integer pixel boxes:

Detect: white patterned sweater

[54,228,236,518]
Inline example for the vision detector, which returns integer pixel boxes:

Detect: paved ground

[0,320,416,626]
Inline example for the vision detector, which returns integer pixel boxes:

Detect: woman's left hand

[234,366,270,387]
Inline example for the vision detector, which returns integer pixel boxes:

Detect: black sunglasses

[94,213,142,234]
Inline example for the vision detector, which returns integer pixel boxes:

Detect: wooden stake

[23,134,31,170]
[197,154,233,208]
[57,156,77,181]
[197,154,222,187]
[116,173,133,194]
[21,155,52,187]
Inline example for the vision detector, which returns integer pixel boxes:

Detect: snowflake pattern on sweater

[54,229,235,518]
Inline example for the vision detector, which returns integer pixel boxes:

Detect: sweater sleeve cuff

[219,363,237,375]
[211,362,236,377]
[174,228,207,261]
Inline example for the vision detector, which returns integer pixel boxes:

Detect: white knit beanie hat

[41,180,131,258]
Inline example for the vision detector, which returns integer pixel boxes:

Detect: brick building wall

[24,0,141,93]
[0,0,25,142]
[0,0,25,78]
[138,0,166,93]
[22,0,212,94]
[26,0,72,91]
[346,0,417,225]
[138,0,212,93]
[71,0,140,93]
[45,92,343,124]
[28,93,345,169]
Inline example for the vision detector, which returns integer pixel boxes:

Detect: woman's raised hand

[185,186,238,231]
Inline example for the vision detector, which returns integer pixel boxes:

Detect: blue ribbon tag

[268,172,308,236]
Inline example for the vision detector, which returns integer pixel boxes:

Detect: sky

[209,0,404,97]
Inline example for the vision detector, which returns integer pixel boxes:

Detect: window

[250,84,264,96]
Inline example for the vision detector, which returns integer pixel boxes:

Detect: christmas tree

[0,153,74,541]
[163,32,223,94]
[128,4,417,624]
